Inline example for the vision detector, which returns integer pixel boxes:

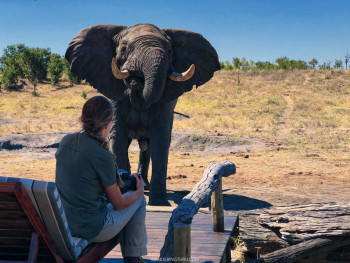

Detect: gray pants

[90,196,147,257]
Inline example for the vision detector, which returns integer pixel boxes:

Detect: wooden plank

[0,210,27,219]
[0,229,33,237]
[0,201,22,210]
[0,194,17,202]
[0,219,32,228]
[0,182,65,263]
[105,212,238,262]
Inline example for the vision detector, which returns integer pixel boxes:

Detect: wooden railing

[160,161,237,263]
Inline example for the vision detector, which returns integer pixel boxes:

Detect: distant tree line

[0,44,80,91]
[220,54,350,71]
[1,44,349,92]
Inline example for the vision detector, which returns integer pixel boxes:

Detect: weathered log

[238,211,289,255]
[256,237,350,263]
[258,202,350,244]
[159,161,236,261]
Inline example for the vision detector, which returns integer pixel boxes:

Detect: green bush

[20,47,51,81]
[0,60,20,90]
[334,59,343,69]
[0,44,25,89]
[48,54,64,85]
[0,44,51,89]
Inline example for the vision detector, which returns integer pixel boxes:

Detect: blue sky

[0,0,349,64]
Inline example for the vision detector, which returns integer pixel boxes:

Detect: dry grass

[0,70,349,198]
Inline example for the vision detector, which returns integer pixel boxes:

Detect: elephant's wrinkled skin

[65,23,220,205]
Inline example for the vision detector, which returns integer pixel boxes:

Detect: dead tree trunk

[255,202,350,262]
[159,161,236,262]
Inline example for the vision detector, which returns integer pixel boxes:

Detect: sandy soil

[1,90,349,260]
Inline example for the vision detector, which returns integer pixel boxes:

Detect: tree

[232,57,241,70]
[240,57,249,70]
[48,54,64,85]
[19,47,51,82]
[255,61,266,70]
[276,56,289,69]
[308,58,318,69]
[223,60,233,70]
[345,52,349,70]
[219,61,225,69]
[334,59,343,69]
[249,60,255,70]
[318,61,332,70]
[0,44,25,90]
[296,60,308,70]
[0,61,20,90]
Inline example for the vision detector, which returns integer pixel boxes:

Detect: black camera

[117,169,140,193]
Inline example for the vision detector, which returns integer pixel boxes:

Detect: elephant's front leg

[148,99,177,206]
[109,101,131,173]
[137,138,150,189]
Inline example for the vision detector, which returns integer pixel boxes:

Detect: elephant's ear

[161,28,220,102]
[65,24,127,101]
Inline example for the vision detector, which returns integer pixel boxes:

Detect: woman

[55,96,147,263]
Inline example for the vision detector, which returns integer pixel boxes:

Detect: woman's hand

[106,173,145,210]
[133,173,144,195]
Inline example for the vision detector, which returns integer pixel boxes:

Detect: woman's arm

[105,174,144,210]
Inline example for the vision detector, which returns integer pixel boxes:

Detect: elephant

[65,23,220,205]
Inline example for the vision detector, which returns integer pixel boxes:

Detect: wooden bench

[0,177,120,263]
[0,161,238,263]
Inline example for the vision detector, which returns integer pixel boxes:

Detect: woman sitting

[55,96,147,263]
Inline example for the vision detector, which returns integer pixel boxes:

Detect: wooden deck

[101,211,238,263]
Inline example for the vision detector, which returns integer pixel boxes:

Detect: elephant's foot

[144,183,150,191]
[148,194,170,206]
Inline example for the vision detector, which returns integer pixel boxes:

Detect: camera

[117,169,140,193]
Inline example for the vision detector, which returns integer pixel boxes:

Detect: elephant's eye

[120,46,127,54]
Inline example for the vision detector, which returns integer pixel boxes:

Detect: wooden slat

[0,210,27,219]
[0,238,31,245]
[0,201,22,210]
[104,212,238,262]
[0,182,65,263]
[0,219,32,228]
[0,194,17,202]
[0,229,33,237]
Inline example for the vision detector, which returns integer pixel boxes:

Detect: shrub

[309,58,318,69]
[0,44,25,89]
[223,60,233,70]
[19,47,51,81]
[334,59,343,69]
[0,61,20,90]
[63,58,81,85]
[48,54,64,85]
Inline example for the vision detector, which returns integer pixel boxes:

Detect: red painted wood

[0,182,64,263]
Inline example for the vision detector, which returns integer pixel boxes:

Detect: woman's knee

[140,195,146,207]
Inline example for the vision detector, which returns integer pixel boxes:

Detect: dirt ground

[1,71,349,260]
[1,88,348,209]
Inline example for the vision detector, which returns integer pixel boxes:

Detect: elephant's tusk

[111,58,131,79]
[168,64,195,82]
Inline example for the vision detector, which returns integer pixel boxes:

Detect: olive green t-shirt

[55,132,117,240]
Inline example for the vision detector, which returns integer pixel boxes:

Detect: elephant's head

[65,24,220,110]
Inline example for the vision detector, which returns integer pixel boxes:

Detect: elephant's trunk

[141,49,168,106]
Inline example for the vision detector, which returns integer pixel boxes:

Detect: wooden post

[160,161,236,262]
[174,223,191,263]
[211,179,224,232]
